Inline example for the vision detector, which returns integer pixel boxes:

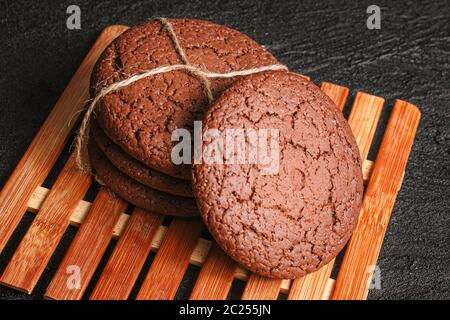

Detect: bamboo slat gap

[331,100,420,300]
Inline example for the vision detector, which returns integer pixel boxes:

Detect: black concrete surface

[0,0,448,300]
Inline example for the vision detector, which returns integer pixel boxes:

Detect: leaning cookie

[88,138,198,217]
[91,120,193,198]
[192,71,364,279]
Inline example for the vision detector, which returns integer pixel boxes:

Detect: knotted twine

[74,17,288,171]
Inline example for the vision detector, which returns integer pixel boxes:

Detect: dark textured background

[0,0,448,300]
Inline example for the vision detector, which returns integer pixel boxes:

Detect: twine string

[74,18,288,171]
[157,17,215,103]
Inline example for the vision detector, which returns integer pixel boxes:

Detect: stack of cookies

[87,19,363,279]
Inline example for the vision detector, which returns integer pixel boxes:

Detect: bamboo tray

[0,25,420,300]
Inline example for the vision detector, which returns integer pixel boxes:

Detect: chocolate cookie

[192,71,364,279]
[91,18,278,179]
[88,138,198,217]
[91,120,193,197]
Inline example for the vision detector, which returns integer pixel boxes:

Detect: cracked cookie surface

[91,120,193,197]
[88,137,198,217]
[192,71,363,278]
[91,18,278,179]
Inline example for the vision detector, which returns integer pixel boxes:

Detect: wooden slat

[44,189,127,300]
[362,159,373,182]
[90,209,164,300]
[0,154,91,294]
[321,82,350,111]
[348,93,385,161]
[189,243,237,300]
[287,261,335,300]
[288,91,384,300]
[322,279,335,300]
[0,25,128,254]
[332,100,420,300]
[241,82,351,300]
[136,218,203,300]
[241,276,282,300]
